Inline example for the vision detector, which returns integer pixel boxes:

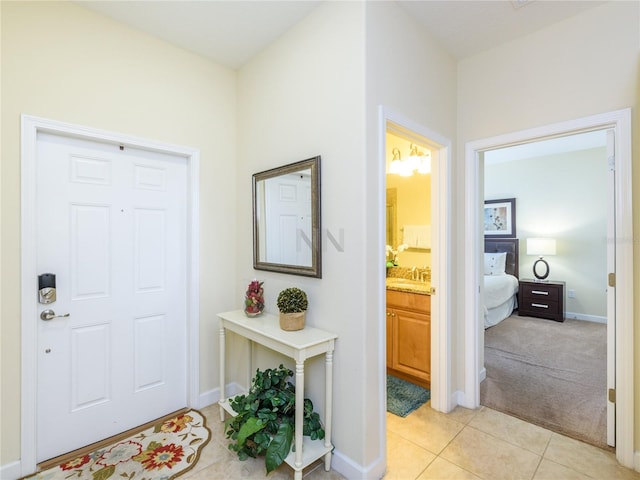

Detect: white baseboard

[196,382,245,409]
[479,368,486,383]
[331,448,383,479]
[0,460,22,480]
[634,450,640,472]
[564,311,607,324]
[453,389,470,409]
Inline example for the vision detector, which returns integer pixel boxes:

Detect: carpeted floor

[481,314,608,449]
[387,375,431,417]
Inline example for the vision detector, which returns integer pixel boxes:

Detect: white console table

[217,310,338,479]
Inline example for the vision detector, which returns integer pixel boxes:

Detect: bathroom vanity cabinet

[386,289,431,389]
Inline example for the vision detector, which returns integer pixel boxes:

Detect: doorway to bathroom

[385,128,432,394]
[379,107,453,479]
[378,107,453,416]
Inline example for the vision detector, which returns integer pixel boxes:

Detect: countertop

[385,278,431,295]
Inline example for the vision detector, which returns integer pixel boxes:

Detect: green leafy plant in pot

[225,365,325,474]
[276,287,308,331]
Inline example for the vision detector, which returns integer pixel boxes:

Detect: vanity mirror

[253,156,321,278]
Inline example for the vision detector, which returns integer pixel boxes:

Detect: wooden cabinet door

[391,308,431,382]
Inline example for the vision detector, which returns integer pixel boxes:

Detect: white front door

[35,132,187,462]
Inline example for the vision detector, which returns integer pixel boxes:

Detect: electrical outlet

[568,289,576,298]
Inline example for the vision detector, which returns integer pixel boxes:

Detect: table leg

[219,324,226,422]
[294,361,304,480]
[324,350,334,471]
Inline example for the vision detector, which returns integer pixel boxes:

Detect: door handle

[40,309,70,321]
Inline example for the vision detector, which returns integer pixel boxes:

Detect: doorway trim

[463,108,633,468]
[378,106,453,413]
[20,115,201,475]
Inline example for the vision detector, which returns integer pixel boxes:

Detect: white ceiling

[75,0,607,69]
[75,0,608,157]
[397,0,607,60]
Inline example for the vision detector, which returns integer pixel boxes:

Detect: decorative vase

[244,280,264,317]
[279,311,305,331]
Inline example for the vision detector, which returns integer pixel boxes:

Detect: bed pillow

[484,252,507,276]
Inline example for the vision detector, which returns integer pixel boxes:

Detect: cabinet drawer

[521,284,561,302]
[520,299,560,314]
[386,290,431,313]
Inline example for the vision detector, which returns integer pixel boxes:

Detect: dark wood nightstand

[518,279,565,322]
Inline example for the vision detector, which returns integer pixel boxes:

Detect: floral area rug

[23,410,210,480]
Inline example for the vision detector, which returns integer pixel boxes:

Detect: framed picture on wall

[484,198,516,238]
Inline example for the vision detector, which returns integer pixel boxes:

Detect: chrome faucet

[411,266,417,281]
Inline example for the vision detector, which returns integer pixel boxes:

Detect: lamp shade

[526,237,556,256]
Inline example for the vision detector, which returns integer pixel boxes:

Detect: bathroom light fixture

[526,237,556,281]
[389,148,403,174]
[388,144,431,176]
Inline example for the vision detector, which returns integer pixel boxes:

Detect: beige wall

[486,148,608,319]
[237,1,368,470]
[1,1,237,466]
[365,1,458,473]
[458,0,639,453]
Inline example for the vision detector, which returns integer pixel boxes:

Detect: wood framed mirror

[252,156,321,278]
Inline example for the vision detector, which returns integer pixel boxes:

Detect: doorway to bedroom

[464,108,634,467]
[480,130,609,450]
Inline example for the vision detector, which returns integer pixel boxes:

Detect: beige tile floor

[186,403,640,480]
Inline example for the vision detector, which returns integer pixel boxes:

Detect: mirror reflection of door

[264,170,312,267]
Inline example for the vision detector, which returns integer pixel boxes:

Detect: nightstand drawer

[520,299,560,313]
[521,284,561,303]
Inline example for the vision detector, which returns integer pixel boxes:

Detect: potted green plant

[276,287,308,331]
[225,365,325,474]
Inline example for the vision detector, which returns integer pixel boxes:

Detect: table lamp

[526,237,556,281]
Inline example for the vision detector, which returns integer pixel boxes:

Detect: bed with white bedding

[484,274,519,327]
[484,238,519,328]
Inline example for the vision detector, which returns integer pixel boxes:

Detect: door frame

[463,108,633,468]
[378,106,453,413]
[20,115,201,475]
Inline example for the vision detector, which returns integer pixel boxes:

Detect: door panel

[134,314,166,391]
[71,204,111,299]
[392,309,431,382]
[36,132,187,461]
[70,323,110,410]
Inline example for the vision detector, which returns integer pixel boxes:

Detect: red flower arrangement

[244,280,264,317]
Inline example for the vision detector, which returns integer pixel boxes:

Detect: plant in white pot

[276,288,308,331]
